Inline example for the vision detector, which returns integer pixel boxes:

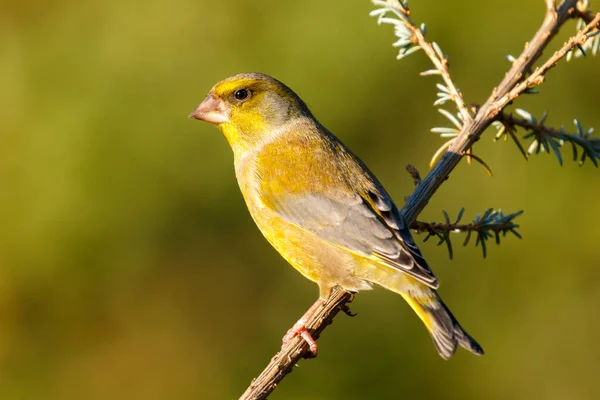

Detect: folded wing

[272,190,439,289]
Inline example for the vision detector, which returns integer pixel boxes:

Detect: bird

[189,72,483,359]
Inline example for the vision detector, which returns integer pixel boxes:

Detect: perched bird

[190,72,483,359]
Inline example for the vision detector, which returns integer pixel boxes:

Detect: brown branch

[382,0,472,123]
[572,3,600,26]
[500,112,570,141]
[411,217,520,237]
[409,208,523,259]
[499,13,600,107]
[497,111,600,164]
[240,2,595,399]
[239,288,354,400]
[493,0,579,100]
[409,22,471,122]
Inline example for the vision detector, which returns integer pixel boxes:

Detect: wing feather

[273,190,439,289]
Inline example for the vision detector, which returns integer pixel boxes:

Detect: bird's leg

[281,298,325,357]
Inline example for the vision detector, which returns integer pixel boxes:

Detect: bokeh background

[2,0,599,399]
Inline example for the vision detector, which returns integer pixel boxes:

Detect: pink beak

[189,95,230,124]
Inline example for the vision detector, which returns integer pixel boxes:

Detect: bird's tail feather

[400,290,484,360]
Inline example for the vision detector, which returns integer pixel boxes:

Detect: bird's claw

[282,320,318,357]
[341,304,357,317]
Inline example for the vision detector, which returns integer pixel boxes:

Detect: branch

[239,288,354,400]
[411,209,523,259]
[496,110,599,166]
[499,13,600,107]
[405,14,471,122]
[572,1,600,27]
[239,2,596,399]
[371,0,472,122]
[493,0,580,99]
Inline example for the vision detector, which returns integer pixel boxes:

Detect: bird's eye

[234,89,250,101]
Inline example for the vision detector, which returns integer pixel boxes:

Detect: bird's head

[190,73,312,153]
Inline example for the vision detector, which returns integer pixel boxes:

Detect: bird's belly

[250,208,373,296]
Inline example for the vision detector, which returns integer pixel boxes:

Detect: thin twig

[409,208,522,259]
[410,23,471,122]
[412,220,514,235]
[240,2,592,399]
[572,3,600,26]
[499,13,600,107]
[239,288,354,400]
[383,0,472,122]
[493,0,579,100]
[497,111,599,165]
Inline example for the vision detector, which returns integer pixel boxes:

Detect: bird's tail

[399,288,484,359]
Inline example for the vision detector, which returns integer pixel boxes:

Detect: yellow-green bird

[190,72,483,359]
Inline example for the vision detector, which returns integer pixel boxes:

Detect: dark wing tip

[363,189,440,289]
[380,248,439,289]
[455,328,485,356]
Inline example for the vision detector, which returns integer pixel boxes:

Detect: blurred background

[1,0,599,399]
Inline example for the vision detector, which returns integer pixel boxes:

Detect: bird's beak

[189,95,230,124]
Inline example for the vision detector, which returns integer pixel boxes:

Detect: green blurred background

[1,0,599,399]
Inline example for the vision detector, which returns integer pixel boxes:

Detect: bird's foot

[282,319,318,357]
[340,304,357,317]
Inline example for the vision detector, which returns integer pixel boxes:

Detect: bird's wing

[271,189,439,289]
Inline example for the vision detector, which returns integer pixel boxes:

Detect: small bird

[190,72,483,359]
